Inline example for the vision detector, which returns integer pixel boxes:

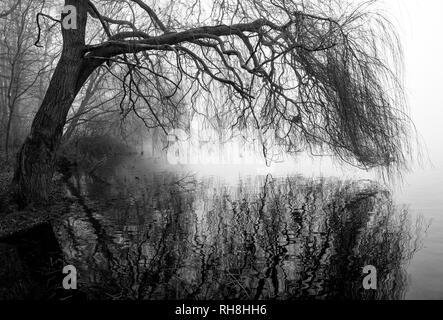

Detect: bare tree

[0,0,55,159]
[13,0,412,205]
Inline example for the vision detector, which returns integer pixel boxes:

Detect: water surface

[53,156,427,300]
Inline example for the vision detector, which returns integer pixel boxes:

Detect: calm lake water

[395,167,443,299]
[54,156,440,300]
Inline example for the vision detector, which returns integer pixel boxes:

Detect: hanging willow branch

[53,0,416,174]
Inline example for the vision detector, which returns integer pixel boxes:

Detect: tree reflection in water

[54,160,426,300]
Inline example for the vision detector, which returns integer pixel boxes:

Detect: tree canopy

[73,0,411,171]
[8,0,414,204]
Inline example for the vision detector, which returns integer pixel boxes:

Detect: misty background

[1,0,442,300]
[364,0,443,299]
[310,0,443,299]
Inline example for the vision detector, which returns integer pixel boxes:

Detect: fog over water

[65,0,443,299]
[207,0,443,299]
[296,0,443,299]
[135,0,443,299]
[1,0,442,302]
[380,0,443,299]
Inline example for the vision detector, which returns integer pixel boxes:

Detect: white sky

[300,0,443,180]
[386,0,443,168]
[267,0,443,182]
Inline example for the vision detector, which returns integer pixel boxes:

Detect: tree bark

[62,71,102,143]
[12,0,93,205]
[5,106,14,159]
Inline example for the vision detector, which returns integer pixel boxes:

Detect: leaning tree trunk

[12,0,93,205]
